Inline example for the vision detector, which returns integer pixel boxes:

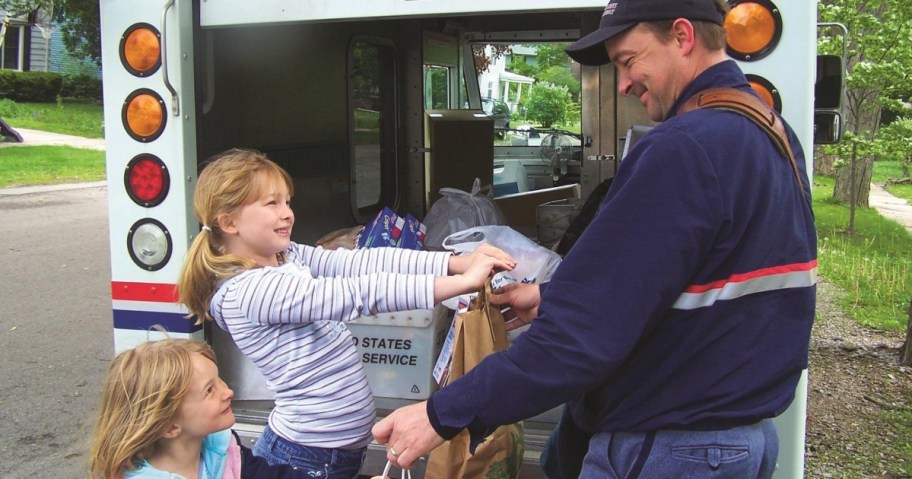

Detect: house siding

[2,11,100,77]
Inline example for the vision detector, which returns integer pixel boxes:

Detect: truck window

[349,38,397,214]
[424,65,450,109]
[472,42,581,137]
[471,42,583,192]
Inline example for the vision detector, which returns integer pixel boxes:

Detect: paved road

[0,184,112,478]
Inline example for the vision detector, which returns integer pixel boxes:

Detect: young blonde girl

[88,338,305,479]
[176,149,513,478]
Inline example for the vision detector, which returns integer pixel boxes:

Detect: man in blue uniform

[373,0,816,477]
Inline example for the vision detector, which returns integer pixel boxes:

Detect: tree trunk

[902,298,912,367]
[833,157,873,208]
[814,146,837,176]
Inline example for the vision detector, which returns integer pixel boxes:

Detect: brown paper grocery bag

[425,282,524,479]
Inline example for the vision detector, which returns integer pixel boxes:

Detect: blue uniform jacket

[429,60,817,449]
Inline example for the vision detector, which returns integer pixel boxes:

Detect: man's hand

[371,401,446,470]
[489,283,541,330]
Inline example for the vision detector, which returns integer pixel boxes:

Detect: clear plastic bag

[442,225,562,288]
[423,178,505,250]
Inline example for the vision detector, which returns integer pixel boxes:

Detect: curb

[0,181,108,197]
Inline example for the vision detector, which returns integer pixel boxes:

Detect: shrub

[60,75,103,102]
[525,82,572,128]
[0,71,63,102]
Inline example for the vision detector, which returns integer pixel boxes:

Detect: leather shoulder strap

[678,87,805,195]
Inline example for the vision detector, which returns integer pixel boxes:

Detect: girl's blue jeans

[253,425,367,479]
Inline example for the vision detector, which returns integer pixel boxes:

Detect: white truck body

[100,1,821,476]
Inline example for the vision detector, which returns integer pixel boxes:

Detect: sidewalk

[869,182,912,237]
[0,127,105,150]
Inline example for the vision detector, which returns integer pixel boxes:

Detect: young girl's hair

[176,148,294,323]
[88,339,216,479]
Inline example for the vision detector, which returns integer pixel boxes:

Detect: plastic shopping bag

[371,461,412,479]
[423,178,505,250]
[442,225,562,288]
[425,282,524,479]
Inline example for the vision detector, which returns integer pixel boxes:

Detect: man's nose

[617,74,633,96]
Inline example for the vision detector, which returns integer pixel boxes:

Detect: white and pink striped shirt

[210,243,450,448]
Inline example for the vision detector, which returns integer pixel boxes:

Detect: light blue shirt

[124,429,231,479]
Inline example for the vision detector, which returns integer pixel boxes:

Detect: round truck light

[746,74,782,113]
[724,0,782,61]
[122,89,167,142]
[120,23,161,76]
[125,154,169,207]
[127,219,172,271]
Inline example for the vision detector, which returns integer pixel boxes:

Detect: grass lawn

[0,146,106,188]
[813,175,912,330]
[871,159,912,203]
[0,99,104,138]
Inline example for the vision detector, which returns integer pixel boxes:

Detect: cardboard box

[347,306,452,400]
[398,214,427,250]
[494,183,581,237]
[358,206,403,248]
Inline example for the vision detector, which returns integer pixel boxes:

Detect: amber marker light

[120,23,161,76]
[724,0,782,61]
[122,89,167,142]
[746,74,782,113]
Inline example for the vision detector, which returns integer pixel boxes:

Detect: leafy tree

[509,42,580,101]
[539,65,580,101]
[0,0,46,17]
[873,116,912,178]
[0,0,100,66]
[56,0,100,67]
[525,82,571,128]
[818,0,912,233]
[472,44,512,74]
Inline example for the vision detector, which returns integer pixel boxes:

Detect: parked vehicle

[482,96,511,137]
[99,1,842,477]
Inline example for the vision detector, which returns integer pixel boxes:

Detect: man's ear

[671,18,697,56]
[217,213,237,235]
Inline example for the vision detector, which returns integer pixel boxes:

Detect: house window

[2,25,24,70]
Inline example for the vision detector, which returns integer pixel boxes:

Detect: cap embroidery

[603,0,618,16]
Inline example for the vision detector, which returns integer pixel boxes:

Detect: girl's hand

[448,244,516,275]
[460,251,514,291]
[433,252,514,303]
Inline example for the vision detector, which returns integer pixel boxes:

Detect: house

[1,9,100,77]
[477,44,535,114]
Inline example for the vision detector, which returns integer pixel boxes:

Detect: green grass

[0,99,103,138]
[871,159,912,203]
[0,146,105,188]
[813,175,912,330]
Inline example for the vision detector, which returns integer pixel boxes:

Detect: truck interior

[194,8,641,476]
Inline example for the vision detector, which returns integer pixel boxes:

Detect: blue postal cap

[566,0,725,66]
